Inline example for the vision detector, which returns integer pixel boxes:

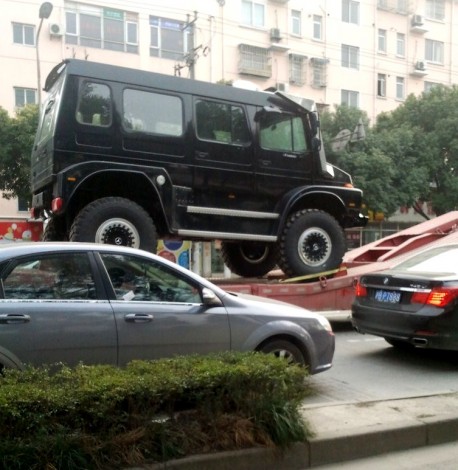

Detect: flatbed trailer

[212,211,458,319]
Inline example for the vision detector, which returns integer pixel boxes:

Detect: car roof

[0,242,225,293]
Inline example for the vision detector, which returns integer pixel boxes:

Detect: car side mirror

[202,287,222,306]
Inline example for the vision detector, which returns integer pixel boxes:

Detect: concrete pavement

[140,391,458,470]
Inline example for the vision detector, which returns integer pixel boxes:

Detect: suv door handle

[124,313,154,323]
[0,313,31,324]
[195,151,209,159]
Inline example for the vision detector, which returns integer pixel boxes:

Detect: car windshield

[393,244,458,275]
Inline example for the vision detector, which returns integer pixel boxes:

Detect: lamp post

[36,2,53,110]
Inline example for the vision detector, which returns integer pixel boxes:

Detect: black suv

[31,59,366,278]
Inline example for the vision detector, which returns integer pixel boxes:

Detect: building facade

[1,0,457,219]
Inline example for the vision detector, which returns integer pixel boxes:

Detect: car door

[0,251,117,368]
[99,252,231,364]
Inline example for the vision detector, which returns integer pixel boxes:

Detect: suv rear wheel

[220,241,278,277]
[279,209,346,278]
[69,197,157,252]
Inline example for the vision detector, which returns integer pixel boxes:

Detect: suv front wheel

[279,209,346,278]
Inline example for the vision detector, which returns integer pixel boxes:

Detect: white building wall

[0,0,457,218]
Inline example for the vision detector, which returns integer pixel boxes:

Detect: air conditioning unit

[270,28,281,41]
[276,82,289,92]
[49,23,63,37]
[411,14,424,27]
[415,60,426,71]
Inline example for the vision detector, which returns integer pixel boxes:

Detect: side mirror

[202,287,222,306]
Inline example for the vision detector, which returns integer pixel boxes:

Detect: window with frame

[396,77,405,100]
[238,44,271,77]
[65,3,138,53]
[195,100,250,145]
[311,57,328,87]
[313,15,322,40]
[378,29,387,53]
[291,10,301,36]
[396,33,405,57]
[341,89,359,107]
[2,253,96,300]
[18,198,29,212]
[424,81,439,92]
[377,74,386,97]
[12,22,35,45]
[76,82,112,127]
[101,253,201,303]
[241,0,265,28]
[259,113,307,153]
[289,54,306,85]
[425,39,444,64]
[150,16,189,60]
[342,0,359,24]
[341,44,359,69]
[14,87,36,107]
[123,89,183,136]
[425,0,445,21]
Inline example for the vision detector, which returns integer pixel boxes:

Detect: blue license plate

[374,289,401,303]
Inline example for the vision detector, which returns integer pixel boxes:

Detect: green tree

[0,104,38,203]
[375,85,458,216]
[320,105,401,217]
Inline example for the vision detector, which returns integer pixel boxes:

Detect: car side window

[1,253,96,300]
[76,81,112,127]
[195,100,250,145]
[259,113,307,152]
[101,253,202,303]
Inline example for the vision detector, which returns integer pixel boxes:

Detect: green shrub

[0,352,310,469]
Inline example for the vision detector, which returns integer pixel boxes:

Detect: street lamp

[36,2,53,110]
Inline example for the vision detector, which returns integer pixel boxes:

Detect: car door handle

[0,313,31,324]
[195,151,209,159]
[124,313,154,323]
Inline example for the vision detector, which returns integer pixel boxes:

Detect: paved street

[313,440,458,469]
[304,320,458,405]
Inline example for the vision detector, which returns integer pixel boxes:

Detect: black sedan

[352,243,458,350]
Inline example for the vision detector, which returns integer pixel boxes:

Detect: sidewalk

[141,392,458,470]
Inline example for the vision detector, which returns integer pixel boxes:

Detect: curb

[131,393,458,470]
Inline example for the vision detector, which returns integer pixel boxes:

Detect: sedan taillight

[355,281,367,297]
[411,287,458,308]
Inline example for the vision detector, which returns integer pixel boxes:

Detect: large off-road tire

[279,209,346,278]
[220,241,279,278]
[42,216,67,241]
[69,197,157,252]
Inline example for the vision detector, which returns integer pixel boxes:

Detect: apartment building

[1,0,457,221]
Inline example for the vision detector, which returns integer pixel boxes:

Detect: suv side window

[76,81,112,127]
[123,89,183,136]
[259,113,307,152]
[195,100,250,145]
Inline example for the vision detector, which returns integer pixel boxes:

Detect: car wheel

[69,197,158,252]
[220,241,278,277]
[279,209,346,278]
[384,338,414,349]
[259,339,307,366]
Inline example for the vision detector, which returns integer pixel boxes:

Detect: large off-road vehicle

[31,59,366,278]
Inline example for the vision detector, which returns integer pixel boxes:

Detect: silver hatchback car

[0,243,334,374]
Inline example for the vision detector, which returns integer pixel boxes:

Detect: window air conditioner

[411,14,424,26]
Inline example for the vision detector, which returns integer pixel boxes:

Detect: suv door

[191,99,254,214]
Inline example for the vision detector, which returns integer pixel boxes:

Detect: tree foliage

[321,86,458,219]
[0,105,38,203]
